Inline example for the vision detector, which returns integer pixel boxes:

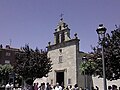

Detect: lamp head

[96,24,107,41]
[96,24,106,35]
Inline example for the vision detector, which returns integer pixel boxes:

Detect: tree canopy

[13,45,52,80]
[80,27,120,81]
[80,59,97,76]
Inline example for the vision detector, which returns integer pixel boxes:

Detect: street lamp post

[96,24,107,90]
[82,56,88,90]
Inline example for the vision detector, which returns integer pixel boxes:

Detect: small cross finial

[115,24,118,28]
[60,13,64,20]
[60,13,64,18]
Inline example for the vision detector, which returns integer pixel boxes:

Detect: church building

[46,18,92,88]
[45,18,120,89]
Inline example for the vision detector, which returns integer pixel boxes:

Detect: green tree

[0,64,13,85]
[13,45,52,87]
[80,59,97,76]
[79,52,97,76]
[89,27,120,80]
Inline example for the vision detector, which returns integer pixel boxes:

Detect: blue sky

[0,0,120,52]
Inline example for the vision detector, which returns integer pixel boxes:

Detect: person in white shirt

[5,83,10,90]
[55,83,62,90]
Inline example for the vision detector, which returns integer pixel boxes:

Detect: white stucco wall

[92,76,120,89]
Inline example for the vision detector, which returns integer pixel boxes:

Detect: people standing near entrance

[55,83,62,90]
[66,85,72,90]
[73,84,79,90]
[46,82,52,90]
[69,85,72,90]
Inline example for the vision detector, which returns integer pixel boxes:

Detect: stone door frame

[54,69,67,86]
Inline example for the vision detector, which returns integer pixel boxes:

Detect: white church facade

[46,18,92,89]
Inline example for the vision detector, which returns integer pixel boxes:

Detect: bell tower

[54,18,71,44]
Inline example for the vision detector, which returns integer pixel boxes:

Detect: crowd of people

[33,82,79,90]
[32,83,120,90]
[3,82,120,90]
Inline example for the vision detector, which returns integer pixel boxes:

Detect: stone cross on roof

[60,13,64,20]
